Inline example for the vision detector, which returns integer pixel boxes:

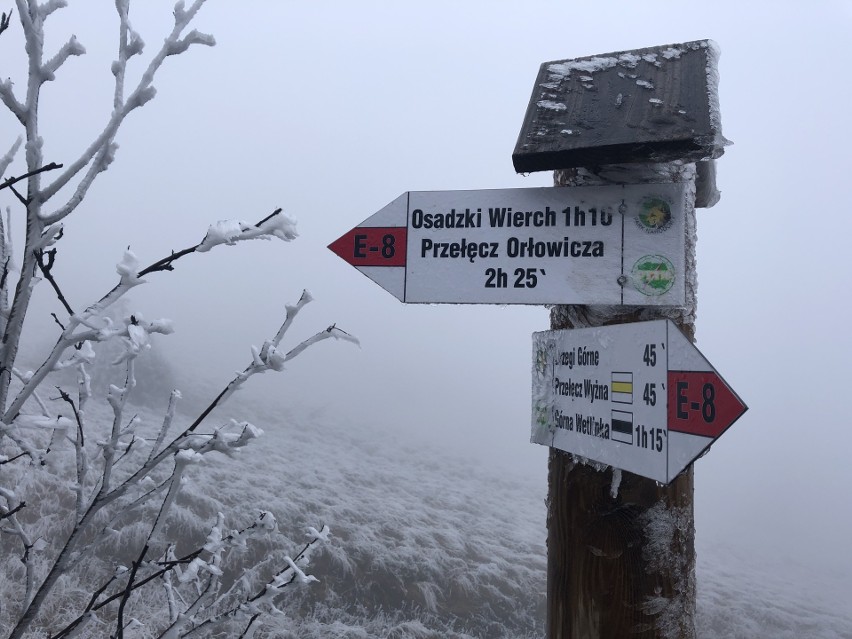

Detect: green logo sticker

[635,197,673,233]
[631,255,675,296]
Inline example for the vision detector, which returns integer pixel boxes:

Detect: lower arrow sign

[531,320,747,483]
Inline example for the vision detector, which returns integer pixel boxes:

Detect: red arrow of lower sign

[667,371,747,439]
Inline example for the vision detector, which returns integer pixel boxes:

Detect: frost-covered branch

[0,0,60,414]
[138,208,295,276]
[183,525,330,636]
[2,209,292,423]
[167,292,356,446]
[98,359,136,497]
[147,389,180,463]
[0,499,24,521]
[6,282,351,638]
[2,3,350,636]
[10,368,49,417]
[7,300,165,429]
[40,35,86,82]
[50,513,291,639]
[0,488,37,609]
[40,141,117,222]
[0,137,22,179]
[106,297,356,507]
[0,79,25,123]
[3,209,294,425]
[38,1,67,20]
[39,0,215,221]
[166,28,215,56]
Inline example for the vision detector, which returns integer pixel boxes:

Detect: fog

[2,0,850,612]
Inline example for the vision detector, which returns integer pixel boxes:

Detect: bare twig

[55,386,83,447]
[0,450,26,465]
[135,246,196,276]
[37,248,76,316]
[86,574,119,616]
[7,182,27,206]
[0,162,63,193]
[0,9,12,37]
[137,208,283,276]
[238,615,261,638]
[0,500,25,521]
[114,544,147,638]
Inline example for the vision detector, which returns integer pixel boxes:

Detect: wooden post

[513,40,727,638]
[546,164,698,639]
[546,453,695,638]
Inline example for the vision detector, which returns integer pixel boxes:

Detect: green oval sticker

[631,255,675,296]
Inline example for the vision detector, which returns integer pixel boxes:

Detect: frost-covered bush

[44,298,180,410]
[0,2,356,637]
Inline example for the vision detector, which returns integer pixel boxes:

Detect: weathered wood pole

[546,164,698,639]
[512,40,728,639]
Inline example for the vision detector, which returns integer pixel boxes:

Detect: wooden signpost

[514,39,731,639]
[330,37,740,639]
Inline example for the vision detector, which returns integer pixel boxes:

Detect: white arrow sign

[532,320,747,483]
[329,184,690,305]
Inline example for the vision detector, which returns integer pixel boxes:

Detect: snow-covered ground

[5,356,850,637]
[176,398,546,638]
[170,391,852,638]
[697,546,852,639]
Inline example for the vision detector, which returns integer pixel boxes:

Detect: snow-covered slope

[177,396,852,638]
[5,374,849,638]
[177,400,547,638]
[697,544,852,639]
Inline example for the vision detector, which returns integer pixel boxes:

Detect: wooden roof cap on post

[513,39,729,207]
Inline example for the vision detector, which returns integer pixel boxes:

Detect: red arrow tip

[667,371,747,439]
[327,230,354,263]
[328,227,407,267]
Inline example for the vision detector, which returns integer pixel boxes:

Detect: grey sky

[2,0,850,603]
